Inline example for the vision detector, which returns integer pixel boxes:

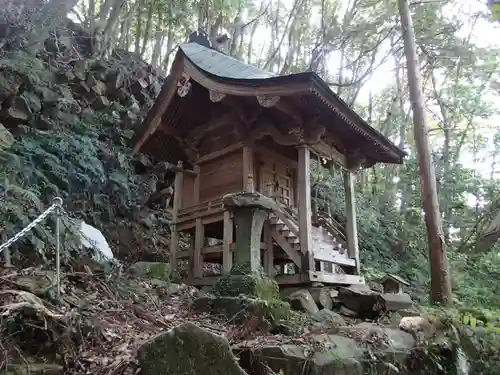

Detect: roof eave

[132,51,186,154]
[308,74,407,162]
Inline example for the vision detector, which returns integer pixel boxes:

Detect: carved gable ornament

[176,73,192,97]
[256,95,280,108]
[209,90,226,103]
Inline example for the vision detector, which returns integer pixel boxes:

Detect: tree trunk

[398,0,452,305]
[141,0,156,57]
[134,0,144,55]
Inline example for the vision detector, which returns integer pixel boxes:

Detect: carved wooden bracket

[209,90,227,103]
[346,150,368,171]
[176,73,192,98]
[288,127,305,144]
[256,95,280,108]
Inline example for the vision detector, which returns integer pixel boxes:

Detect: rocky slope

[0,20,178,265]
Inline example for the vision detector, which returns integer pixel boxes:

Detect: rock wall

[0,21,181,264]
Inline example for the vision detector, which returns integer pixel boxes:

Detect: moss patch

[213,268,279,301]
[138,322,248,375]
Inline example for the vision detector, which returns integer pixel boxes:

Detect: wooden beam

[169,165,198,178]
[264,221,274,277]
[344,170,360,274]
[254,145,297,168]
[193,165,200,204]
[297,145,314,271]
[223,210,233,274]
[310,141,347,169]
[308,271,365,285]
[271,229,302,267]
[194,218,204,278]
[242,146,253,191]
[177,242,266,259]
[313,253,356,267]
[196,142,243,164]
[169,161,184,272]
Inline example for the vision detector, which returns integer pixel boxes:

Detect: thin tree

[398,0,452,304]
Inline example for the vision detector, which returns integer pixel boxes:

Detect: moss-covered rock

[310,308,346,331]
[213,270,279,300]
[138,322,248,375]
[192,294,290,327]
[285,289,319,314]
[238,335,364,375]
[308,287,333,310]
[129,261,171,281]
[210,269,291,327]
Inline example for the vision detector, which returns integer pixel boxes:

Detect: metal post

[2,233,11,267]
[53,197,63,302]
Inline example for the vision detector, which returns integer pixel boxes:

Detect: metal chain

[0,198,63,254]
[0,197,120,302]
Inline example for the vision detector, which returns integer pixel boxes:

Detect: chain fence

[1,197,63,301]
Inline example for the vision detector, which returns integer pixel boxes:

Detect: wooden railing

[314,210,347,246]
[178,197,224,220]
[272,201,300,238]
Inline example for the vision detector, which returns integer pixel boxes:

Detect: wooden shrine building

[133,41,406,287]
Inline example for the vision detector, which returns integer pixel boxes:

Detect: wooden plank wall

[181,176,195,209]
[199,150,243,202]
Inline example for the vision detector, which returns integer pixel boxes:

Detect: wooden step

[273,223,286,231]
[270,217,284,225]
[280,229,291,237]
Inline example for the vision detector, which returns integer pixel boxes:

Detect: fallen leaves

[0,266,232,375]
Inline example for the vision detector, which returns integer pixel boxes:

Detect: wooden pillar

[193,164,200,204]
[169,160,183,272]
[297,145,313,271]
[242,146,254,191]
[222,210,233,274]
[344,170,360,274]
[194,218,204,278]
[263,221,274,276]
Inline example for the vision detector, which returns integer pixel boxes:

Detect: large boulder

[285,289,319,314]
[138,322,248,375]
[0,96,33,125]
[238,334,364,375]
[310,309,346,331]
[308,287,333,310]
[213,270,279,299]
[342,322,415,351]
[380,293,413,311]
[340,321,415,371]
[192,294,290,328]
[337,285,382,319]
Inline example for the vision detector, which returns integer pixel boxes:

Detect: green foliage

[0,108,148,261]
